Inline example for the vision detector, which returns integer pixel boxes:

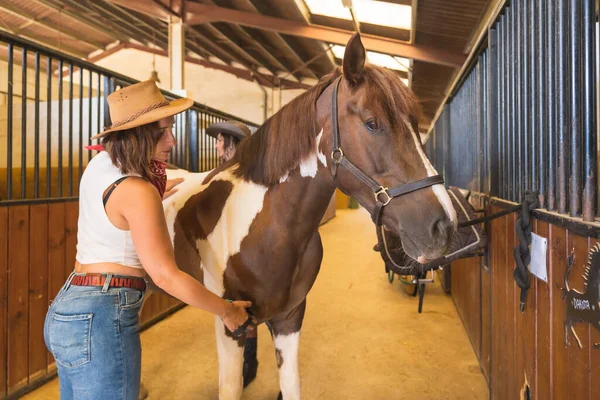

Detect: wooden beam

[0,2,105,49]
[185,3,466,68]
[87,42,126,62]
[88,42,312,90]
[33,0,127,42]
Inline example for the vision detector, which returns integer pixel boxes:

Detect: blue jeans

[44,273,146,400]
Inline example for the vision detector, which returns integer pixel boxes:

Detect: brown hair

[233,69,341,185]
[220,134,241,163]
[101,121,163,180]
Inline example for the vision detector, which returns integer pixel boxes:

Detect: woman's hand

[222,301,255,335]
[163,178,184,200]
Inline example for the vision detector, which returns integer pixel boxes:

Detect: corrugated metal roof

[0,0,492,122]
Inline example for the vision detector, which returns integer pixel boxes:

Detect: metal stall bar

[499,15,506,199]
[569,0,582,217]
[79,67,84,181]
[34,52,40,199]
[517,0,524,201]
[490,20,500,197]
[528,0,536,195]
[508,4,515,202]
[582,0,597,221]
[88,71,93,162]
[68,63,74,197]
[6,43,13,200]
[46,56,52,198]
[538,0,547,208]
[58,59,63,197]
[547,0,557,210]
[21,47,27,199]
[557,0,569,214]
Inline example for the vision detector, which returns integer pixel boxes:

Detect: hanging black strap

[103,176,130,207]
[513,191,540,312]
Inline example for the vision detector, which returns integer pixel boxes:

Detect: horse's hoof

[243,358,259,387]
[277,392,283,400]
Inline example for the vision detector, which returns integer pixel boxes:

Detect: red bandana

[85,145,167,198]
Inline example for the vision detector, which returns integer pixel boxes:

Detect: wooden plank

[590,238,600,400]
[64,201,78,279]
[481,256,491,382]
[550,225,568,400]
[28,204,49,379]
[535,220,552,400]
[515,217,537,397]
[506,212,517,399]
[0,207,8,397]
[490,206,508,399]
[566,232,590,400]
[7,205,30,393]
[47,202,66,365]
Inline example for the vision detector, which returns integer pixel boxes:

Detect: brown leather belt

[71,274,146,291]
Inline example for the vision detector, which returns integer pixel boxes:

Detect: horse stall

[422,0,600,398]
[0,31,271,398]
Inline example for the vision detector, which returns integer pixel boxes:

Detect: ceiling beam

[0,26,89,58]
[0,2,105,50]
[33,0,128,42]
[246,0,320,80]
[185,3,466,68]
[102,0,285,88]
[87,42,311,89]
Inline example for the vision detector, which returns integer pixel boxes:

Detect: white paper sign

[529,233,548,282]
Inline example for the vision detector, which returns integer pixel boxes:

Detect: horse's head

[319,34,457,262]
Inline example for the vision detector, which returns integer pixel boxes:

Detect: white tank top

[75,151,143,269]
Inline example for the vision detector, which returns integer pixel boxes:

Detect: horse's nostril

[431,217,453,240]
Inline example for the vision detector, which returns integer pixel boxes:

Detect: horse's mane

[361,65,424,134]
[232,64,423,185]
[232,70,341,185]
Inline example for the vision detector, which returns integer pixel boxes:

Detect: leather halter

[328,76,444,226]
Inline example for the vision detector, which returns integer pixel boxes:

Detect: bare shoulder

[113,176,161,207]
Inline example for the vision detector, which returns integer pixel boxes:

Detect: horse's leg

[243,330,258,387]
[215,317,245,400]
[268,300,307,400]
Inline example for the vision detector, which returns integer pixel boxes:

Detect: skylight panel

[331,45,410,72]
[305,0,412,30]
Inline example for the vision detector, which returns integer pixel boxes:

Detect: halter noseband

[329,76,444,226]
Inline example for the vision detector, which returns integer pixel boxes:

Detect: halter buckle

[331,148,344,164]
[375,187,392,206]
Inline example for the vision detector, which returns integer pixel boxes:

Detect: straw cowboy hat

[91,80,193,140]
[206,120,251,141]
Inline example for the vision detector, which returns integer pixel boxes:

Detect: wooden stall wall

[0,201,181,398]
[451,204,600,399]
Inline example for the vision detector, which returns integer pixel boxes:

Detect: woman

[206,119,251,163]
[44,80,254,400]
[207,119,258,387]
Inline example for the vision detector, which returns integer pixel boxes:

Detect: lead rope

[513,191,540,312]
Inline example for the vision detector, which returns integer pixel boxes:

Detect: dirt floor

[25,208,489,400]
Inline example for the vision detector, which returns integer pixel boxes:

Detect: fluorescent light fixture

[330,45,410,72]
[305,0,412,30]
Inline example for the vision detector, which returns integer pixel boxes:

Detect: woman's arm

[113,178,252,332]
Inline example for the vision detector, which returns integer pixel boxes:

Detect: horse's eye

[365,119,379,132]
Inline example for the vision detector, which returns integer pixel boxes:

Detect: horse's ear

[343,33,366,86]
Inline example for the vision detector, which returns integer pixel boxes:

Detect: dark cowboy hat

[206,120,251,141]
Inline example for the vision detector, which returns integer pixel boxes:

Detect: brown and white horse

[159,34,456,399]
